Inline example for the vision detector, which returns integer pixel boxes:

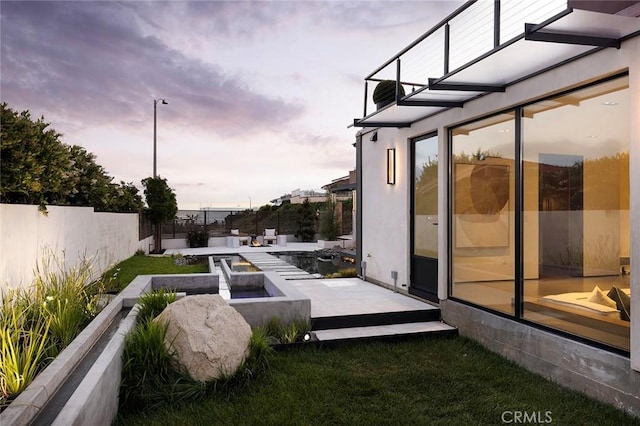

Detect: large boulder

[153,294,251,382]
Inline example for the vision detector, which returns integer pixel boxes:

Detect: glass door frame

[410,131,439,302]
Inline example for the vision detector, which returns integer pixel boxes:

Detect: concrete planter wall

[0,272,218,426]
[0,259,310,425]
[220,257,311,327]
[317,240,343,249]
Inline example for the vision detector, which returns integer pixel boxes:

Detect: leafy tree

[111,181,144,213]
[319,197,339,241]
[296,198,316,242]
[142,176,178,253]
[64,145,116,210]
[1,103,70,207]
[0,103,143,212]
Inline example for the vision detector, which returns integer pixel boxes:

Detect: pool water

[231,287,270,298]
[210,252,355,277]
[273,252,355,276]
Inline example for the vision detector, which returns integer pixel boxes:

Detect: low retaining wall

[441,299,640,417]
[229,271,310,327]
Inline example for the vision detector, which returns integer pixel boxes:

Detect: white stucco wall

[360,36,639,367]
[361,127,411,288]
[0,204,140,290]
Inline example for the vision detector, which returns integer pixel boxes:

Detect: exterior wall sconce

[387,148,396,185]
[370,131,378,142]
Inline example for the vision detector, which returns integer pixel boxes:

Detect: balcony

[353,0,640,128]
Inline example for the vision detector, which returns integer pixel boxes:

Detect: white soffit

[355,7,639,127]
[358,104,444,126]
[442,9,639,86]
[442,40,593,85]
[545,9,640,38]
[409,89,484,102]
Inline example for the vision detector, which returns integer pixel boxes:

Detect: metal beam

[397,99,463,108]
[428,78,505,92]
[524,23,620,48]
[353,119,411,128]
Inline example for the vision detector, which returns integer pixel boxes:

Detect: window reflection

[451,114,515,315]
[414,135,439,258]
[522,76,630,351]
[449,76,631,351]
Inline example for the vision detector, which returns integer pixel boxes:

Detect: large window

[451,113,516,315]
[522,76,630,351]
[449,75,631,352]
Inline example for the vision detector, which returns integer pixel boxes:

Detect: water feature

[231,287,271,299]
[208,255,260,272]
[273,251,355,276]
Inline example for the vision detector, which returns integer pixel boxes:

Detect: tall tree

[296,198,316,242]
[1,103,143,212]
[112,181,144,213]
[64,145,116,210]
[1,103,70,207]
[142,176,178,253]
[318,196,339,241]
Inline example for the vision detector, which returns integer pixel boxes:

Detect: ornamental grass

[0,254,108,408]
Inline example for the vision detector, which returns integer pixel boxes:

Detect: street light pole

[153,98,168,178]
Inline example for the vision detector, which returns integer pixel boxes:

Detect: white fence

[0,204,143,291]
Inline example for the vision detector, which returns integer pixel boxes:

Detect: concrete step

[313,321,457,343]
[311,309,441,331]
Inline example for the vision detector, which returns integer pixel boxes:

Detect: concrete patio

[166,244,456,343]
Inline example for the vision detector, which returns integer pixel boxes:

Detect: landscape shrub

[0,254,108,408]
[186,230,209,248]
[119,291,272,414]
[258,316,311,344]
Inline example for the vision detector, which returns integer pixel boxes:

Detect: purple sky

[1,0,462,209]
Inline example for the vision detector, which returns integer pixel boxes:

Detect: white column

[629,37,640,372]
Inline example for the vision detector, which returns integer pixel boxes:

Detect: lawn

[103,255,209,291]
[115,336,640,425]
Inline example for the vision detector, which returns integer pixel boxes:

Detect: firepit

[250,236,262,247]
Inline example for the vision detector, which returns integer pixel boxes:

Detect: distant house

[353,0,639,415]
[271,189,327,205]
[322,170,356,202]
[323,170,357,238]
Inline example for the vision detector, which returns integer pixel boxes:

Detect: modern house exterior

[353,0,639,415]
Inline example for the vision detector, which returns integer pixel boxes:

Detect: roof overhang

[353,3,639,129]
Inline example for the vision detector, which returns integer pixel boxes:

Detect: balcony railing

[354,0,639,128]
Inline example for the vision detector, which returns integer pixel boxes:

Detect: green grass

[103,255,209,292]
[115,336,639,425]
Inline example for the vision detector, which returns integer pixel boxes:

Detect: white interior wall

[0,204,139,291]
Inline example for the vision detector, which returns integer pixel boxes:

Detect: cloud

[0,1,303,136]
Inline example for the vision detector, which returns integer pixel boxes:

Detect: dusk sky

[1,0,462,209]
